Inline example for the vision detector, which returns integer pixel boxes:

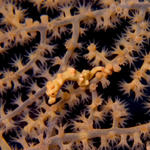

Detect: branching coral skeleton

[1,0,150,150]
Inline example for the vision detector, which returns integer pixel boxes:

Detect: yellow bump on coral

[87,43,97,51]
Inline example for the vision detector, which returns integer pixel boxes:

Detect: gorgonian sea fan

[1,0,150,150]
